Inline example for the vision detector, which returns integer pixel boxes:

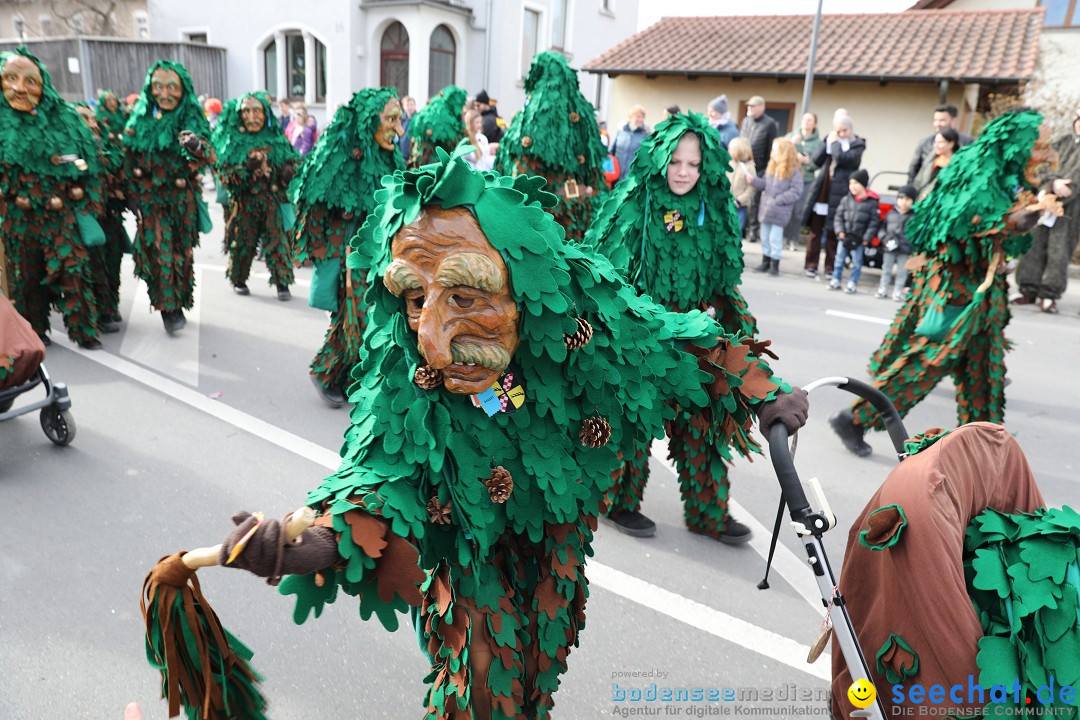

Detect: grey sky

[638,0,915,30]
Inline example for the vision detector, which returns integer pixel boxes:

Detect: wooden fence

[0,37,227,102]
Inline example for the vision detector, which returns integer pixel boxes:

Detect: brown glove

[756,386,809,437]
[278,163,295,187]
[218,510,339,585]
[178,130,204,156]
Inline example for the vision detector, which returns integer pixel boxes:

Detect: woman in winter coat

[727,136,756,233]
[748,138,804,275]
[801,115,866,278]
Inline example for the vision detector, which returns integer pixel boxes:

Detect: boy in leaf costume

[213,92,300,300]
[162,150,807,720]
[74,103,128,332]
[292,87,405,407]
[831,422,1080,718]
[123,59,213,334]
[830,110,1058,457]
[586,111,761,542]
[495,51,608,242]
[0,47,106,349]
[408,85,466,168]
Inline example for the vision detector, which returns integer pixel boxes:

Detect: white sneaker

[892,292,903,302]
[828,278,841,290]
[875,288,887,299]
[845,282,857,294]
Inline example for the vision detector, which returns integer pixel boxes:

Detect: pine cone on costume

[414,365,444,390]
[564,317,593,350]
[485,466,514,504]
[580,415,611,448]
[521,136,532,148]
[427,497,453,525]
[569,112,580,123]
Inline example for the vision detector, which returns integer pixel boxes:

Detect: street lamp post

[801,0,824,116]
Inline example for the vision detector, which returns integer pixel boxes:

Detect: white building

[148,0,638,123]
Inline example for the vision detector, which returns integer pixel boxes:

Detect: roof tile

[584,9,1043,83]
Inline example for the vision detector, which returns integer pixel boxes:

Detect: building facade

[0,0,149,40]
[147,0,638,124]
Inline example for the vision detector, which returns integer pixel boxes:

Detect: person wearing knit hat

[827,166,880,293]
[706,94,738,148]
[875,184,916,301]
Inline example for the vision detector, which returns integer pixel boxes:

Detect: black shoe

[768,258,779,276]
[78,338,103,350]
[109,312,123,323]
[310,374,345,408]
[718,518,753,545]
[276,283,291,302]
[829,409,872,457]
[162,310,185,335]
[606,510,657,537]
[99,318,120,334]
[233,284,250,296]
[752,258,771,273]
[38,333,52,347]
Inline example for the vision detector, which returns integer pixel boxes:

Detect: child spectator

[726,137,756,234]
[829,168,881,294]
[749,138,804,275]
[876,184,915,301]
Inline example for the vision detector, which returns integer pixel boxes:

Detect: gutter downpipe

[800,0,824,116]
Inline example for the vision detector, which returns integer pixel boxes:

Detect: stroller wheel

[40,405,76,446]
[0,398,13,413]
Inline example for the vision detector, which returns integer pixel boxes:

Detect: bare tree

[50,0,120,36]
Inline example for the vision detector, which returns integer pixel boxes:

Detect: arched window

[428,25,455,98]
[381,21,410,97]
[261,31,327,104]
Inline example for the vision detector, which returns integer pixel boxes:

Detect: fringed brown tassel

[141,553,267,719]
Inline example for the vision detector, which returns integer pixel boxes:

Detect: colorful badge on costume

[471,371,525,417]
[564,179,580,199]
[664,209,684,232]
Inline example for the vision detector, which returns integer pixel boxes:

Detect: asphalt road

[2,202,1079,720]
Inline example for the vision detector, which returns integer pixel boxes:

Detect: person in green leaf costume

[95,89,127,144]
[829,110,1058,457]
[75,103,128,333]
[408,85,466,168]
[0,47,106,349]
[495,51,608,243]
[213,91,300,300]
[182,149,807,720]
[586,111,761,542]
[123,59,213,334]
[292,87,405,407]
[830,422,1080,718]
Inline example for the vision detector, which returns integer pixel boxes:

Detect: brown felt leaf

[739,364,780,400]
[344,510,388,558]
[430,569,453,616]
[371,533,424,606]
[535,575,565,619]
[439,608,470,654]
[740,337,780,361]
[552,547,579,580]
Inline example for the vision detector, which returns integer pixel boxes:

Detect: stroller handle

[767,377,909,518]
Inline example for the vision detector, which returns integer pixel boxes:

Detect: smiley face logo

[847,678,877,709]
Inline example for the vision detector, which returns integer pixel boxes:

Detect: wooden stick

[976,252,1002,295]
[182,506,315,570]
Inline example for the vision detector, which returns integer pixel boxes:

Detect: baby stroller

[761,377,910,720]
[0,293,76,446]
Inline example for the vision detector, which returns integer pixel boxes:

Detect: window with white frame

[133,11,149,38]
[522,8,541,77]
[551,0,568,50]
[262,31,328,103]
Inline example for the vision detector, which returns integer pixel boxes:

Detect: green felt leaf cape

[123,59,210,156]
[0,47,103,182]
[289,87,405,217]
[495,51,607,181]
[279,147,786,627]
[585,111,745,316]
[94,89,127,137]
[407,85,466,164]
[212,92,298,173]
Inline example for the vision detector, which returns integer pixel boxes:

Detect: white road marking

[587,562,830,681]
[651,439,826,614]
[51,337,832,679]
[825,309,891,325]
[118,267,203,386]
